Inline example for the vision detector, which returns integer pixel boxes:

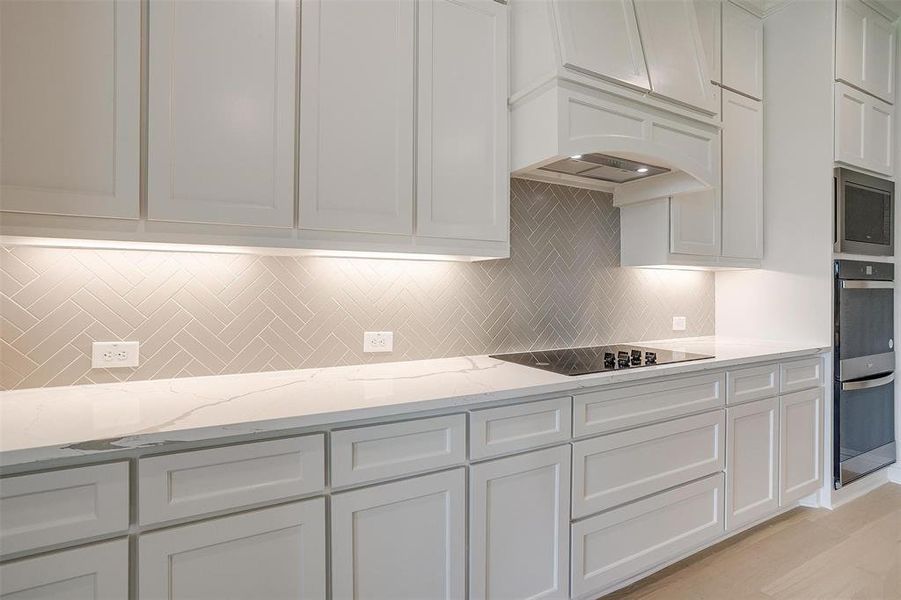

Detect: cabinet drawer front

[573,372,725,437]
[572,411,725,518]
[571,473,724,598]
[331,415,466,487]
[469,397,572,460]
[0,462,129,556]
[139,435,325,525]
[780,357,823,394]
[727,363,779,405]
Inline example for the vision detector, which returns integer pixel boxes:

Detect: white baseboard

[828,468,890,509]
[887,464,901,484]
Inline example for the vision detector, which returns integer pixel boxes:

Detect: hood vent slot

[538,153,670,184]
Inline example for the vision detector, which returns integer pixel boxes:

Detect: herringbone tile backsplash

[0,180,714,390]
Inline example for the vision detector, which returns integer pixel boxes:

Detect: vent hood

[511,81,720,206]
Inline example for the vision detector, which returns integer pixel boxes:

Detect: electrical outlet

[92,341,139,368]
[363,331,394,353]
[672,316,687,331]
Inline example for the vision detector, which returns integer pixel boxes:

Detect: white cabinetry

[299,0,415,235]
[0,539,128,599]
[694,0,722,85]
[670,189,721,256]
[147,0,297,227]
[835,81,894,175]
[331,469,466,600]
[722,89,763,259]
[470,446,571,600]
[0,0,140,219]
[780,387,824,505]
[138,499,326,600]
[417,0,508,242]
[722,1,763,99]
[725,397,779,531]
[836,0,896,104]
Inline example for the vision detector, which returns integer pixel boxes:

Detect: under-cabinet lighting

[636,167,649,173]
[570,154,582,159]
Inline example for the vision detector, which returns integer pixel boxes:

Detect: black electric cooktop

[489,345,714,376]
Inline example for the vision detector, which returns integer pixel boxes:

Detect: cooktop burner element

[489,345,713,376]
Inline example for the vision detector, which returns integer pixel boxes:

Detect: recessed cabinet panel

[0,0,140,218]
[147,0,296,227]
[726,397,779,531]
[299,0,415,235]
[417,0,508,242]
[727,363,779,405]
[470,446,571,600]
[139,499,326,600]
[694,0,722,84]
[670,189,721,256]
[0,539,128,599]
[780,387,824,505]
[722,1,763,99]
[835,82,894,176]
[553,0,650,90]
[469,397,572,460]
[780,357,824,394]
[722,90,763,259]
[836,0,895,104]
[331,469,466,600]
[633,0,718,114]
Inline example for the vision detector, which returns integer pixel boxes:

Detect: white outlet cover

[92,341,139,369]
[672,316,687,331]
[363,331,394,353]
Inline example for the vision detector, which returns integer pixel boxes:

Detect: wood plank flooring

[604,483,901,600]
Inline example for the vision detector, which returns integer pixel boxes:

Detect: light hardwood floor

[604,483,901,600]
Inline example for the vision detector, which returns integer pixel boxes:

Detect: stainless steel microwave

[835,168,894,256]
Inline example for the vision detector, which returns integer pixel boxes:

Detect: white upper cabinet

[835,81,894,175]
[722,1,763,99]
[633,0,719,114]
[417,0,508,242]
[553,0,650,90]
[300,0,415,235]
[836,0,896,104]
[0,0,140,219]
[670,189,721,256]
[147,0,297,228]
[694,0,722,85]
[722,90,763,259]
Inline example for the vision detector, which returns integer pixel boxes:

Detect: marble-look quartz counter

[0,337,828,470]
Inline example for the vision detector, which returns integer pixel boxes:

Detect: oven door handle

[842,373,895,391]
[841,280,895,289]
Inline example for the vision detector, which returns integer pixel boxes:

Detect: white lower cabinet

[138,498,326,599]
[780,387,824,506]
[470,446,571,600]
[726,397,779,531]
[0,539,128,599]
[571,473,725,598]
[331,469,466,600]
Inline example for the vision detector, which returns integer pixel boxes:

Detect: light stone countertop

[0,337,829,470]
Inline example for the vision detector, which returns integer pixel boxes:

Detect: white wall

[715,0,835,346]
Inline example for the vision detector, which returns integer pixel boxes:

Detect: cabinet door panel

[722,1,763,99]
[722,90,763,259]
[554,0,650,90]
[836,0,895,103]
[726,397,779,531]
[0,540,128,599]
[300,0,415,235]
[835,82,894,176]
[139,499,326,600]
[0,0,139,218]
[780,388,824,506]
[633,0,718,114]
[694,0,722,85]
[470,446,571,600]
[148,0,296,227]
[670,189,720,256]
[417,0,508,242]
[331,469,465,600]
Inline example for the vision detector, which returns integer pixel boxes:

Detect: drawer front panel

[727,363,779,405]
[331,415,466,487]
[780,357,824,394]
[572,411,725,518]
[0,462,129,556]
[571,473,724,598]
[139,435,325,525]
[573,373,724,436]
[469,397,572,460]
